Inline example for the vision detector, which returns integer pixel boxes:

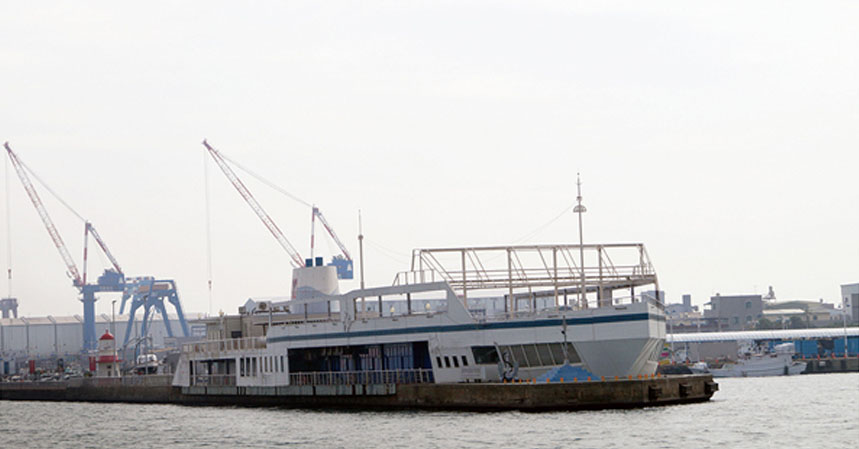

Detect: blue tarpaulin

[536,364,594,382]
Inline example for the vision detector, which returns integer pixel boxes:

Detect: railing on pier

[289,369,434,386]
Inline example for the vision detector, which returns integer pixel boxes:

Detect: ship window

[452,356,459,368]
[511,345,529,367]
[461,356,468,367]
[536,344,554,366]
[523,345,541,366]
[436,356,442,368]
[252,358,257,376]
[240,358,245,377]
[471,346,499,364]
[280,356,285,373]
[444,356,451,368]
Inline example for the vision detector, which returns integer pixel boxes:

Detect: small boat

[708,343,806,377]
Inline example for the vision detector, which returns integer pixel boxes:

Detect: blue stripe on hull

[268,312,663,344]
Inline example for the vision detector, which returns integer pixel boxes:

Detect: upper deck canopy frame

[395,243,659,311]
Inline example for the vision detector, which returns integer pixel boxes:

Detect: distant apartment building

[842,283,859,324]
[641,290,665,302]
[666,294,697,316]
[703,294,763,331]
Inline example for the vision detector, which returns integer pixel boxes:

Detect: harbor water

[1,373,856,448]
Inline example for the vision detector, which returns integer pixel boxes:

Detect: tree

[789,316,805,329]
[756,318,777,330]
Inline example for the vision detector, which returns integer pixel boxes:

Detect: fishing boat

[707,342,806,377]
[173,243,666,388]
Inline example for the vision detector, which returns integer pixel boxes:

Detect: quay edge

[0,374,717,411]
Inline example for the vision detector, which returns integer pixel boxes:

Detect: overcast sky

[1,1,856,318]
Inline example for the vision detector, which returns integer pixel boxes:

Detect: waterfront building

[668,328,859,361]
[0,313,208,359]
[843,283,859,324]
[704,294,764,331]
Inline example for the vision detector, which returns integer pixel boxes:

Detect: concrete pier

[0,375,717,411]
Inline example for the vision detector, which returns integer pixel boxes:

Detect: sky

[0,1,857,318]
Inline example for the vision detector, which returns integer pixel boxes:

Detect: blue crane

[4,142,190,352]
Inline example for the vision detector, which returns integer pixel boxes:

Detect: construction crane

[202,140,305,268]
[4,142,189,352]
[4,142,125,350]
[311,206,353,279]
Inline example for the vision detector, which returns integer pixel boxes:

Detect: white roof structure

[668,328,859,343]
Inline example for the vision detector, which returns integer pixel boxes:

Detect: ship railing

[183,337,267,354]
[482,294,664,321]
[289,369,435,386]
[191,374,237,387]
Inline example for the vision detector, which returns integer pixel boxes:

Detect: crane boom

[313,207,352,261]
[86,222,123,275]
[4,142,84,287]
[202,140,305,268]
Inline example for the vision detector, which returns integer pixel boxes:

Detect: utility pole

[573,174,587,308]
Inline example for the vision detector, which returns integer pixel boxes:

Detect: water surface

[1,373,856,448]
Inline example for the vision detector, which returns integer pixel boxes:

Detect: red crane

[4,142,83,286]
[311,206,352,262]
[202,140,305,268]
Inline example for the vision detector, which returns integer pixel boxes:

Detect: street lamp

[111,299,117,376]
[574,174,587,309]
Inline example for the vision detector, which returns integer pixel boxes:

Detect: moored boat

[174,244,667,389]
[708,343,807,377]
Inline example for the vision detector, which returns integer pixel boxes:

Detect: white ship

[174,244,666,388]
[707,342,807,378]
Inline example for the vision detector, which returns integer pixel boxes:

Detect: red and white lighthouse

[95,330,120,377]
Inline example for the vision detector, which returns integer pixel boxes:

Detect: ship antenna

[573,173,587,309]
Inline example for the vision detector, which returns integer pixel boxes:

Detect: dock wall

[1,375,716,411]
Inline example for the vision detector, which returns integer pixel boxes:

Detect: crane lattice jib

[202,140,305,268]
[314,208,352,261]
[86,222,123,276]
[4,142,84,287]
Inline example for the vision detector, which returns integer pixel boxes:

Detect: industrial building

[0,313,207,375]
[668,328,859,362]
